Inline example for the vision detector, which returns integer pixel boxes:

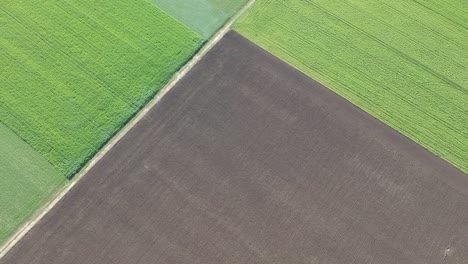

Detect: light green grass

[150,0,248,38]
[0,0,203,177]
[0,123,64,243]
[236,0,468,173]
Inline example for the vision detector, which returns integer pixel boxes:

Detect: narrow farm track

[0,0,256,259]
[236,0,468,173]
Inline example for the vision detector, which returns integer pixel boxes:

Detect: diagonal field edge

[0,0,256,259]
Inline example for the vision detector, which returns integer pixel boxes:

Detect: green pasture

[0,123,64,243]
[236,0,468,173]
[150,0,248,38]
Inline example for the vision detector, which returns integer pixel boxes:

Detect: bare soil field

[1,32,467,264]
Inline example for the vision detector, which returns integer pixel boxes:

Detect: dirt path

[0,0,256,259]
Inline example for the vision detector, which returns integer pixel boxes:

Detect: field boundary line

[0,0,256,259]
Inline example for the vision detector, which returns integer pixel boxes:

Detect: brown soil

[2,31,467,264]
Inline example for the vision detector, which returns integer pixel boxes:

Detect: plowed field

[2,32,467,264]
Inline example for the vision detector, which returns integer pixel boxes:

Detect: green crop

[237,0,468,173]
[0,0,203,177]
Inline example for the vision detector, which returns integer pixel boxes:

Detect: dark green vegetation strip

[236,0,468,173]
[150,0,248,38]
[0,0,203,177]
[0,123,64,243]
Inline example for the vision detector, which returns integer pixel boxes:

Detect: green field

[150,0,248,38]
[236,0,468,173]
[0,123,64,243]
[0,0,203,177]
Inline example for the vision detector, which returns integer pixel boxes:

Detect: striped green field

[150,0,248,38]
[0,0,203,177]
[236,0,468,173]
[0,123,64,243]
